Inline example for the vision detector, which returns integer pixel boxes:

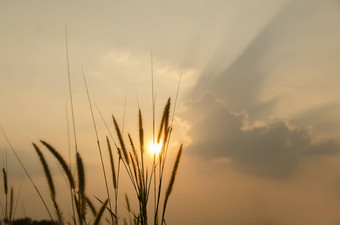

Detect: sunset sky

[1,0,340,224]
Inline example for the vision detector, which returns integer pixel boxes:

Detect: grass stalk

[65,23,78,154]
[85,196,97,217]
[95,104,122,224]
[9,187,13,224]
[33,143,64,225]
[76,152,85,223]
[3,168,8,223]
[93,199,108,225]
[11,178,23,220]
[65,104,77,225]
[0,125,54,222]
[161,145,182,225]
[81,68,114,225]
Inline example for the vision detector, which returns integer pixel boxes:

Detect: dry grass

[0,30,183,225]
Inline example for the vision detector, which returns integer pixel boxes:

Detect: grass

[1,26,183,225]
[2,97,182,225]
[0,69,183,225]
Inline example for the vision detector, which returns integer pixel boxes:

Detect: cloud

[182,92,339,177]
[189,0,340,123]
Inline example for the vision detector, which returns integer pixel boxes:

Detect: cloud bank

[182,93,338,177]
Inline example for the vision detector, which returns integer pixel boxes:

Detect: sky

[1,0,340,224]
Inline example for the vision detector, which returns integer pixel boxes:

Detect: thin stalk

[115,158,121,225]
[153,99,171,225]
[138,110,148,225]
[116,90,127,225]
[9,187,13,225]
[146,160,157,203]
[95,104,121,225]
[122,91,127,134]
[150,51,158,225]
[66,103,77,225]
[82,68,113,225]
[66,103,72,173]
[12,178,23,221]
[158,73,182,203]
[151,51,155,143]
[171,73,182,126]
[161,72,182,168]
[65,23,78,154]
[95,104,118,147]
[157,73,182,201]
[153,154,157,222]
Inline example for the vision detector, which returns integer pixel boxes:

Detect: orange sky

[1,1,340,224]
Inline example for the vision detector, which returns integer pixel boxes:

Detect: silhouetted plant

[109,99,183,225]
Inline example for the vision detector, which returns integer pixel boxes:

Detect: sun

[148,141,163,155]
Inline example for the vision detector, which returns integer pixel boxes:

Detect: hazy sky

[1,1,340,224]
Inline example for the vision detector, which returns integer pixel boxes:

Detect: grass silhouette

[0,67,183,225]
[22,97,183,225]
[1,26,183,225]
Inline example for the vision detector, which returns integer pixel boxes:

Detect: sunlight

[148,141,163,155]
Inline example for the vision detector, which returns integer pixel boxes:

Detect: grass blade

[161,145,183,225]
[33,143,64,225]
[93,199,108,225]
[76,152,86,221]
[9,187,13,222]
[0,125,54,222]
[40,140,75,189]
[33,143,55,198]
[106,136,117,189]
[85,196,97,217]
[2,168,7,195]
[112,116,130,165]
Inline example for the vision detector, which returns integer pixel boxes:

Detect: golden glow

[148,141,163,155]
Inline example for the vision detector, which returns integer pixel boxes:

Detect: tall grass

[1,166,23,225]
[110,98,183,225]
[31,140,110,225]
[0,126,54,222]
[1,27,183,224]
[1,99,183,225]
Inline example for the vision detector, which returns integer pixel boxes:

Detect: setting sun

[148,141,163,155]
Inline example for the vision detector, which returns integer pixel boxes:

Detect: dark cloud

[183,93,339,177]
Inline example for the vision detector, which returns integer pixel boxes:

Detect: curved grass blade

[76,152,86,221]
[106,136,117,189]
[40,140,75,189]
[161,145,183,225]
[85,196,97,217]
[112,115,130,165]
[94,199,108,225]
[33,143,64,225]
